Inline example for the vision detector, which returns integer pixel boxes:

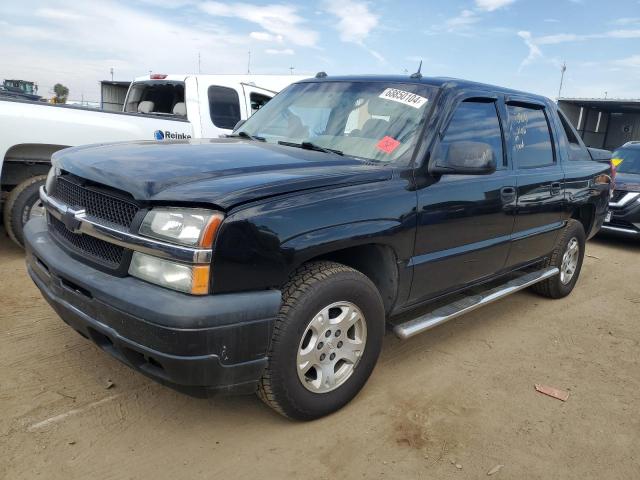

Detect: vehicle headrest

[172,102,186,116]
[367,96,400,116]
[360,118,389,138]
[138,101,154,113]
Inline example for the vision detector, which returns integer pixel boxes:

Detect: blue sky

[1,0,639,101]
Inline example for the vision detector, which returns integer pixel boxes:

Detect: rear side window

[507,105,554,168]
[434,100,505,168]
[558,110,588,161]
[124,81,185,115]
[250,92,271,114]
[208,86,241,129]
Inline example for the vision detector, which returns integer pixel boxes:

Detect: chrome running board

[393,267,559,340]
[601,225,639,235]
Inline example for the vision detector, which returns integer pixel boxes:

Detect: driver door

[409,96,517,303]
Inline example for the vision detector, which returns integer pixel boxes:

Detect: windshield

[613,148,640,174]
[237,81,436,164]
[124,81,186,116]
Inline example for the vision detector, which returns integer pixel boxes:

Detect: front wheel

[532,219,586,299]
[3,175,47,248]
[258,261,385,420]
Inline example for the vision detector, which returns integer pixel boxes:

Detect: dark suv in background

[602,141,640,237]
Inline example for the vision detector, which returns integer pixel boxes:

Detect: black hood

[53,138,392,209]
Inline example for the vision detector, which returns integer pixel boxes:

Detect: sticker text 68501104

[378,88,428,109]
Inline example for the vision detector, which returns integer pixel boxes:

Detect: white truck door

[241,84,277,119]
[198,81,245,138]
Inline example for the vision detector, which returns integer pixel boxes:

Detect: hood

[615,172,640,192]
[53,139,392,209]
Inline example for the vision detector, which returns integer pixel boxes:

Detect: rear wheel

[3,175,47,247]
[532,219,585,299]
[258,261,385,420]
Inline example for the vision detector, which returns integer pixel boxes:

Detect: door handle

[500,186,516,202]
[550,182,562,195]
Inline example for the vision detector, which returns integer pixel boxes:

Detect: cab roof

[297,74,550,103]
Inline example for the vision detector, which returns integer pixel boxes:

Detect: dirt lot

[1,229,639,480]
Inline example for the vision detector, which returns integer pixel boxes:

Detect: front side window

[507,105,554,168]
[208,86,241,129]
[433,100,504,169]
[238,81,436,165]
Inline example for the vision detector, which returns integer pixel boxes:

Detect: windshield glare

[613,148,640,174]
[237,81,436,164]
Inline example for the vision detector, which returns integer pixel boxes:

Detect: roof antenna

[410,60,422,79]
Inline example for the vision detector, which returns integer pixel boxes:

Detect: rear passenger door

[410,96,517,303]
[504,100,565,267]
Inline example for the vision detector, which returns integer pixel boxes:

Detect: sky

[1,0,640,102]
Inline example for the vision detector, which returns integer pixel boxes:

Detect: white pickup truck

[0,73,305,246]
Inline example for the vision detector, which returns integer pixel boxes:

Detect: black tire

[2,175,47,248]
[258,261,385,420]
[531,219,586,299]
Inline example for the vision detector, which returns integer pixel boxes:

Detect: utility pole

[557,61,566,99]
[289,66,295,75]
[198,52,201,74]
[110,67,114,81]
[247,50,251,74]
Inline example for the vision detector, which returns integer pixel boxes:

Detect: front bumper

[24,217,281,396]
[602,192,640,237]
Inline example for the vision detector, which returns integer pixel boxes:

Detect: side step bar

[393,267,559,340]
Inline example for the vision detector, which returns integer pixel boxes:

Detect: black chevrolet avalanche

[24,75,611,420]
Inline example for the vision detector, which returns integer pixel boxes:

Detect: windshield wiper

[278,141,343,156]
[229,131,265,142]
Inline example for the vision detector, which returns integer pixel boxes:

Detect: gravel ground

[1,229,639,479]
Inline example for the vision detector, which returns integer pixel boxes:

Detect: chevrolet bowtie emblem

[62,207,86,233]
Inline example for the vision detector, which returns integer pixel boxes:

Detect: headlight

[139,208,223,247]
[45,166,58,194]
[128,252,210,295]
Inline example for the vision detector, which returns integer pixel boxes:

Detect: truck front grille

[610,190,627,203]
[52,176,139,228]
[49,215,125,267]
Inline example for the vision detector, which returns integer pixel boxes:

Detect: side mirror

[233,119,246,131]
[431,141,497,175]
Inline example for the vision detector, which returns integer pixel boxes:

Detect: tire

[531,219,586,299]
[258,261,385,420]
[3,175,47,248]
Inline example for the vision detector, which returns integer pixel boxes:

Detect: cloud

[250,31,283,42]
[265,48,294,55]
[324,0,379,44]
[475,0,516,11]
[199,2,318,47]
[612,55,640,68]
[535,29,640,45]
[517,31,543,70]
[0,0,256,100]
[611,17,640,26]
[445,9,480,30]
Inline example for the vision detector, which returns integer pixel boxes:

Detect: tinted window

[558,110,588,161]
[250,92,271,114]
[507,105,554,168]
[208,86,241,129]
[434,100,504,168]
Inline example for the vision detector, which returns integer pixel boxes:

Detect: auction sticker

[377,136,400,154]
[378,88,428,109]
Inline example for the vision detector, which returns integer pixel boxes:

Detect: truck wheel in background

[531,219,586,299]
[3,175,47,247]
[258,261,385,420]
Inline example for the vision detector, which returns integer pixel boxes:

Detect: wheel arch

[571,203,595,238]
[2,143,69,190]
